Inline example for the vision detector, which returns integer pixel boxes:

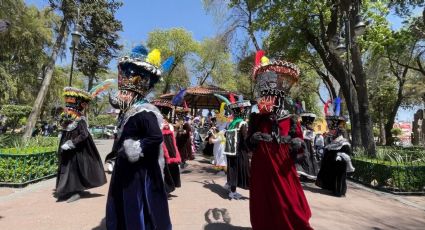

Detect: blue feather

[131,45,148,58]
[172,88,187,106]
[161,56,175,73]
[334,97,341,116]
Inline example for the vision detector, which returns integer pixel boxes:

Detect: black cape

[315,139,351,196]
[56,119,107,197]
[106,106,171,230]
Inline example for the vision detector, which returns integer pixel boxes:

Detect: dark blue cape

[106,110,172,230]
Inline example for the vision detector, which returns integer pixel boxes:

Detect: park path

[0,139,424,230]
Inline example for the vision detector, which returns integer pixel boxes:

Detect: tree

[0,105,32,132]
[253,0,392,155]
[0,0,55,105]
[76,0,122,91]
[192,36,235,88]
[147,28,197,94]
[203,0,262,51]
[23,0,81,140]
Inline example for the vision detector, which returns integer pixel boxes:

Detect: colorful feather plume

[214,94,231,105]
[229,93,236,104]
[146,49,161,66]
[172,88,187,106]
[131,45,148,58]
[261,56,270,65]
[334,97,341,116]
[90,79,117,97]
[255,50,265,66]
[161,56,175,73]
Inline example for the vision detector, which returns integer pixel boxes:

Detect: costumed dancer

[176,102,193,168]
[296,107,320,180]
[247,51,313,229]
[106,46,172,230]
[316,103,355,197]
[152,99,182,195]
[221,94,251,200]
[210,102,228,171]
[56,87,107,203]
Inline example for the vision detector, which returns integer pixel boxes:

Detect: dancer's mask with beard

[253,60,300,115]
[116,54,161,111]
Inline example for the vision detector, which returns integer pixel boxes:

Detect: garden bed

[0,147,58,187]
[349,157,425,195]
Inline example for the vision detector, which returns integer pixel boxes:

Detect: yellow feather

[146,49,161,66]
[261,56,270,65]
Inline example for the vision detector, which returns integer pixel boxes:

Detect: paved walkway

[0,140,424,230]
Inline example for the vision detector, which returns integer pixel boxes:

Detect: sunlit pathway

[0,140,424,230]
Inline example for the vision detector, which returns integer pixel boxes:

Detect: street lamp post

[69,25,82,87]
[333,2,366,115]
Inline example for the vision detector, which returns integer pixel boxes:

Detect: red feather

[255,50,265,66]
[229,93,236,103]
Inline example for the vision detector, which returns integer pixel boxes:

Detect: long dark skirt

[56,126,106,197]
[315,150,347,196]
[226,151,249,189]
[164,163,181,194]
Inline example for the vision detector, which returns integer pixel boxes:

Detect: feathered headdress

[118,45,175,96]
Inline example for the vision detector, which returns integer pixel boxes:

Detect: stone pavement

[0,139,424,230]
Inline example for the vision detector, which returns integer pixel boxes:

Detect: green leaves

[0,105,32,131]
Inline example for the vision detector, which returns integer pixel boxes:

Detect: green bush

[0,105,32,132]
[351,157,425,193]
[0,148,57,184]
[0,137,59,185]
[90,114,116,127]
[0,135,58,149]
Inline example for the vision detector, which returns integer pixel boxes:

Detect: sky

[24,0,422,121]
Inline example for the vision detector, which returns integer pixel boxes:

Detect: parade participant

[209,127,227,171]
[247,51,313,229]
[314,132,325,160]
[296,109,320,180]
[106,46,172,230]
[56,87,107,203]
[152,99,182,195]
[316,114,355,197]
[176,102,193,168]
[222,94,251,200]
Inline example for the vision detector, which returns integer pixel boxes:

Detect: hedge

[0,147,58,186]
[349,157,425,195]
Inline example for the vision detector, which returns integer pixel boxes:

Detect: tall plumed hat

[324,97,345,130]
[253,50,300,97]
[63,87,92,110]
[227,94,251,111]
[118,45,175,96]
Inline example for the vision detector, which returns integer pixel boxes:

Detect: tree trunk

[379,109,386,145]
[384,88,404,146]
[162,81,171,94]
[351,42,376,155]
[22,20,68,140]
[88,76,95,91]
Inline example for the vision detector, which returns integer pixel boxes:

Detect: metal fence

[349,157,425,195]
[0,147,58,187]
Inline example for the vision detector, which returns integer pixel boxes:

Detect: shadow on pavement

[301,182,334,196]
[92,218,106,230]
[204,208,251,230]
[80,191,104,199]
[196,180,229,199]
